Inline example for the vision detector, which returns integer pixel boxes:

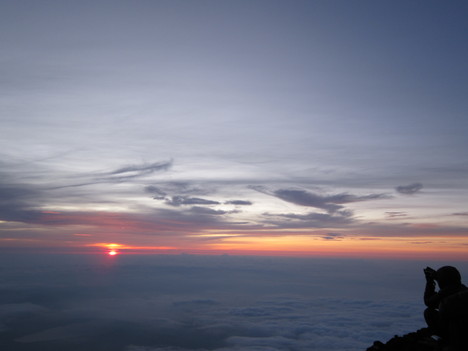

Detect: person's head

[435,266,462,288]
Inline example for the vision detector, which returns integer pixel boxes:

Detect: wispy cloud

[395,183,423,195]
[385,211,408,219]
[106,161,173,181]
[50,160,173,189]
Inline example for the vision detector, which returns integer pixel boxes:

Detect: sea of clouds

[1,252,466,351]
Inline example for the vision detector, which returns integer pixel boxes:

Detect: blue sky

[1,1,467,257]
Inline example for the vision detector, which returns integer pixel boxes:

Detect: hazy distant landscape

[2,253,466,351]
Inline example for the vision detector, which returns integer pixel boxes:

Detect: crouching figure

[424,266,468,350]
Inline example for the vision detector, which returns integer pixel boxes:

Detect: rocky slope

[366,328,441,351]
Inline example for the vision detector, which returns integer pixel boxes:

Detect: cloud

[409,241,433,245]
[251,187,389,213]
[0,162,182,228]
[453,212,468,216]
[0,254,435,351]
[395,183,423,195]
[15,320,135,343]
[1,170,464,247]
[51,160,173,189]
[94,160,174,184]
[189,207,227,216]
[109,161,173,177]
[145,186,168,199]
[385,212,408,219]
[263,210,353,229]
[172,299,218,308]
[146,182,210,196]
[165,196,220,207]
[146,182,216,203]
[0,181,43,223]
[225,200,253,206]
[44,208,236,235]
[321,232,346,240]
[0,303,48,317]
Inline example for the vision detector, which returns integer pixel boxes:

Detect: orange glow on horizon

[202,234,468,260]
[5,208,463,261]
[9,236,463,260]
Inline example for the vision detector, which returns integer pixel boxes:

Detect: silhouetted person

[424,266,468,350]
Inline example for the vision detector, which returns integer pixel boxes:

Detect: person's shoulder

[441,288,468,314]
[441,285,466,295]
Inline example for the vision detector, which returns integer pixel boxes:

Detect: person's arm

[424,267,440,308]
[424,279,440,307]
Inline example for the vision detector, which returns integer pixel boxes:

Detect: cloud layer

[2,253,456,351]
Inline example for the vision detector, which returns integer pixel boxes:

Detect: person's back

[439,287,468,351]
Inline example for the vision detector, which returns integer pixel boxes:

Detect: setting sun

[108,250,118,256]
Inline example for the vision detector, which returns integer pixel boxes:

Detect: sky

[1,0,468,259]
[3,253,468,351]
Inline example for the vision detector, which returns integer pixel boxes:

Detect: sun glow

[87,242,177,253]
[82,235,468,260]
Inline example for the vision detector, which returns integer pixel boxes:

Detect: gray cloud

[453,212,468,216]
[145,186,168,200]
[165,196,220,207]
[110,162,172,176]
[95,160,173,184]
[225,200,253,206]
[325,193,391,204]
[252,187,389,213]
[321,232,346,240]
[1,168,463,243]
[146,182,210,196]
[395,183,423,195]
[0,180,43,223]
[146,182,215,203]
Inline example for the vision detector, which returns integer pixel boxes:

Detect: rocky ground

[366,328,442,351]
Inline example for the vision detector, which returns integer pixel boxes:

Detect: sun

[108,250,118,256]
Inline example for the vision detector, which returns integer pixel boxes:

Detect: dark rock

[366,328,441,351]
